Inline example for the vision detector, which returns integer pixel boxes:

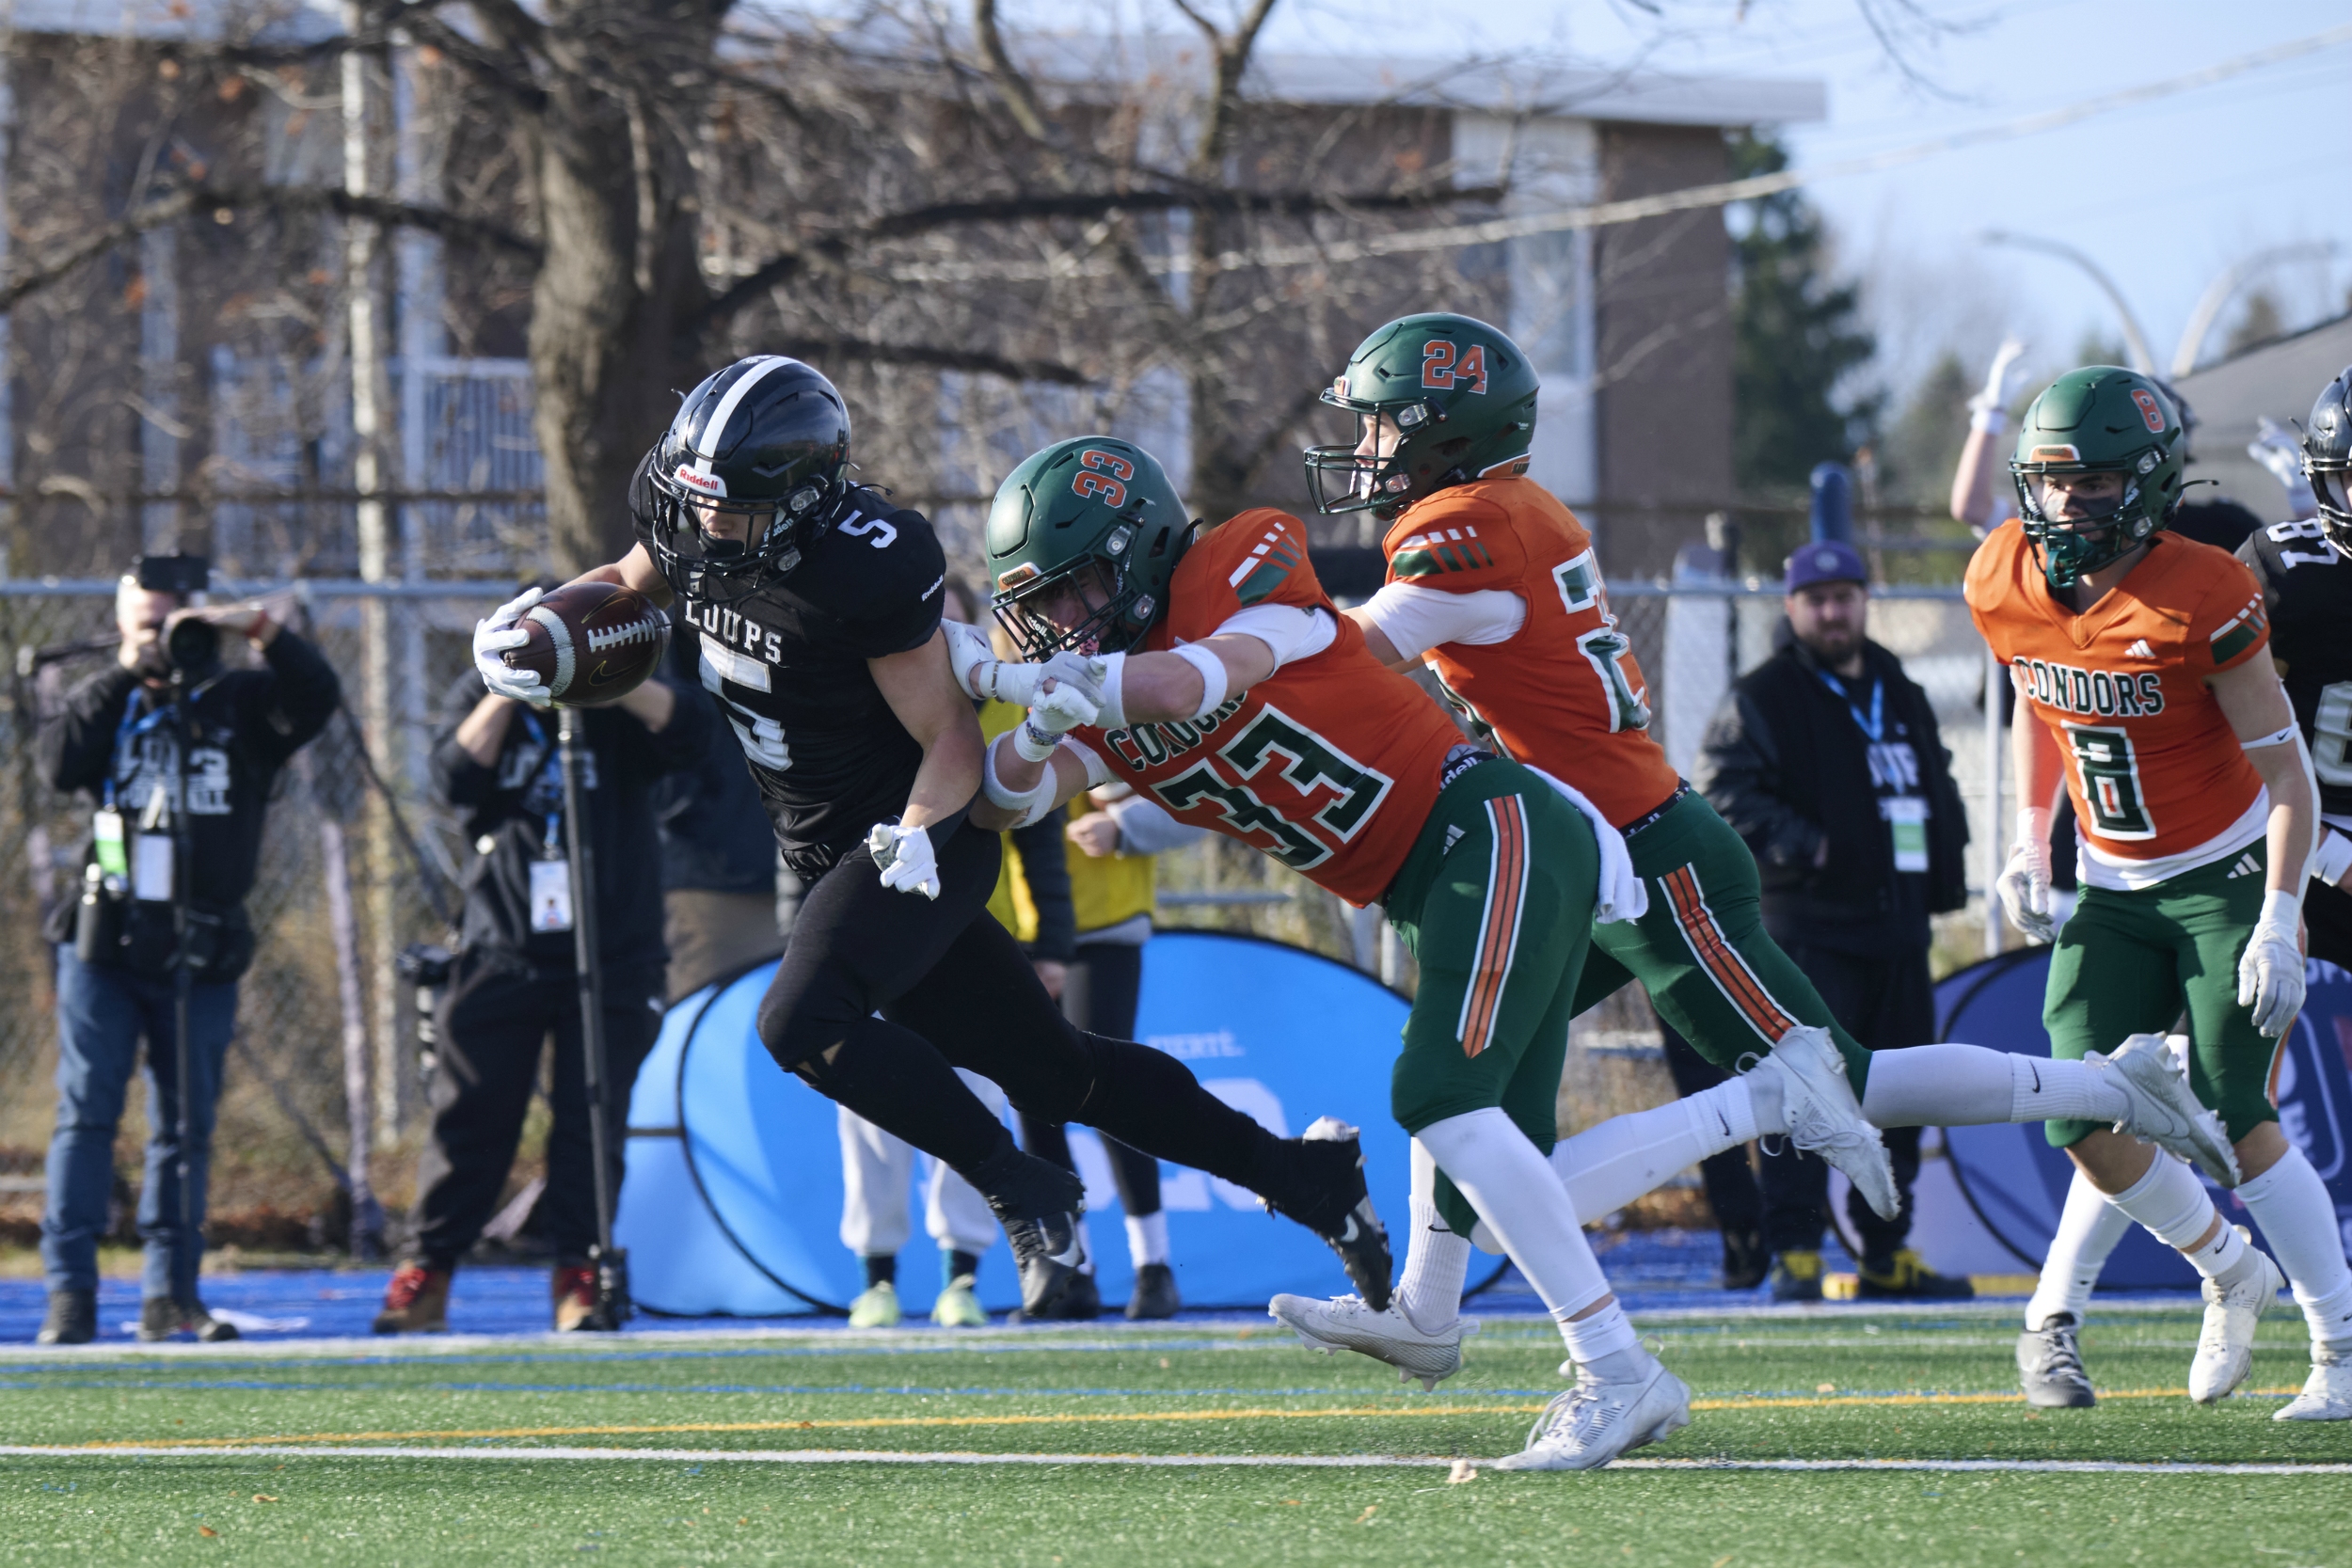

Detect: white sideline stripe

[1,1445,2346,1477]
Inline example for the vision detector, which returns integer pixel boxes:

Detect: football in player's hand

[501,580,671,705]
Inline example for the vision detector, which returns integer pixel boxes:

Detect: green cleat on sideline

[849,1280,901,1329]
[931,1274,989,1327]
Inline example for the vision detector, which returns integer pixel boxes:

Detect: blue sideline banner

[1939,951,2352,1289]
[615,931,1412,1317]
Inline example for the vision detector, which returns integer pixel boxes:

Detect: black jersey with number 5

[2238,518,2352,818]
[640,486,947,877]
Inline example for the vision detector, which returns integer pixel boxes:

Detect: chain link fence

[0,576,1997,1253]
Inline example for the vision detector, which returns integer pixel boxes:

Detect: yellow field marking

[42,1385,2304,1453]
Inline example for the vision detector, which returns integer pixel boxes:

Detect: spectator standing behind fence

[652,626,787,1002]
[373,607,707,1335]
[34,559,339,1345]
[1683,540,1973,1300]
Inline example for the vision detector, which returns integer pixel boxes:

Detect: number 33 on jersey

[1967,519,2271,872]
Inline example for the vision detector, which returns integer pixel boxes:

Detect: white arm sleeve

[1359,583,1526,663]
[1204,605,1338,673]
[1106,794,1209,855]
[1059,736,1112,789]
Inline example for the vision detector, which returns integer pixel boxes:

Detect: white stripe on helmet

[693,356,799,466]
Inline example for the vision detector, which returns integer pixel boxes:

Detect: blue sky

[1023,0,2352,405]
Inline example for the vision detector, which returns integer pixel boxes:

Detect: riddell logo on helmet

[2030,445,2080,463]
[2131,388,2166,434]
[674,465,727,498]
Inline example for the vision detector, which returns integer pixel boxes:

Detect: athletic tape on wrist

[1091,652,1128,731]
[1969,407,2008,436]
[982,741,1057,827]
[1011,719,1062,763]
[1173,643,1228,721]
[2257,887,2302,941]
[2013,807,2050,852]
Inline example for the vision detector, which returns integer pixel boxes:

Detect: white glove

[969,649,1108,727]
[1968,338,2030,431]
[474,587,550,706]
[2249,417,2320,519]
[867,820,940,900]
[2237,889,2305,1037]
[1997,807,2056,943]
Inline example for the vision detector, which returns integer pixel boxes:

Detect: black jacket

[433,673,708,974]
[1692,621,1969,956]
[39,629,342,976]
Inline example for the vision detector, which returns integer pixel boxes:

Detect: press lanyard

[520,711,565,850]
[104,693,180,809]
[1815,669,1883,744]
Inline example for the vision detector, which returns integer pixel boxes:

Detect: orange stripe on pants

[1661,864,1799,1043]
[1458,797,1528,1058]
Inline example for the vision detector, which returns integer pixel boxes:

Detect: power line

[887,21,2352,286]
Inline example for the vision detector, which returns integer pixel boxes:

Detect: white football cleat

[1488,1359,1692,1471]
[1764,1026,1899,1222]
[2189,1243,2283,1403]
[2274,1346,2352,1421]
[1267,1293,1477,1391]
[2092,1034,2240,1187]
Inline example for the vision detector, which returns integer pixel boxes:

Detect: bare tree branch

[0,184,540,313]
[971,0,1057,146]
[785,336,1087,386]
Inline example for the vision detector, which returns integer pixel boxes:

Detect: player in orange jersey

[956,432,2218,1466]
[1261,314,2243,1393]
[1972,367,2348,1421]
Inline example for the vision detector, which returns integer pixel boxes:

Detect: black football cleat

[973,1148,1089,1318]
[1259,1117,1393,1312]
[1127,1261,1181,1321]
[1015,1267,1102,1323]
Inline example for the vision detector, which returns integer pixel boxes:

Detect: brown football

[501,580,671,705]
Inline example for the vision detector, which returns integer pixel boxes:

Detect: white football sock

[2005,1054,2131,1125]
[1856,1043,2015,1126]
[1559,1299,1643,1375]
[2235,1146,2352,1350]
[1418,1108,1614,1324]
[1124,1212,1168,1269]
[2106,1152,2245,1279]
[2024,1168,2133,1331]
[1544,1079,1756,1223]
[1396,1138,1471,1333]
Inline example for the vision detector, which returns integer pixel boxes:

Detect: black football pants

[1022,942,1164,1218]
[410,949,664,1273]
[755,824,1271,1194]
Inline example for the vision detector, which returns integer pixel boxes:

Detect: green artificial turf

[0,1307,2344,1566]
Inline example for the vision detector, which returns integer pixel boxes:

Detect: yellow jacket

[977,700,1156,942]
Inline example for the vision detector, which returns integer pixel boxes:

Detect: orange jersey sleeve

[1071,509,1465,906]
[1966,521,2267,861]
[1381,479,1680,826]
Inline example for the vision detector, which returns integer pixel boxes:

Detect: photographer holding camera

[34,555,340,1345]
[373,600,706,1335]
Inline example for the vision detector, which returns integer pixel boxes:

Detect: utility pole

[343,1,405,1147]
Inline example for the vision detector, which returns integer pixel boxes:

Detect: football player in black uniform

[2238,363,2352,974]
[471,356,1390,1315]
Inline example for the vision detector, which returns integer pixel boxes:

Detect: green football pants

[1574,790,1876,1092]
[2042,842,2280,1148]
[1384,758,1599,1238]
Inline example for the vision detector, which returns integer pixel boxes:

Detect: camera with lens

[135,553,221,680]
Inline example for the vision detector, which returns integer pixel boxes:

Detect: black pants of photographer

[409,950,663,1272]
[1661,942,1935,1263]
[1019,942,1163,1218]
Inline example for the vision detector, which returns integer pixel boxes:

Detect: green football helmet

[2010,366,2185,590]
[1304,311,1539,517]
[986,436,1194,658]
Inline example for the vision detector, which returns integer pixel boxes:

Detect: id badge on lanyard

[529,809,573,932]
[1883,797,1930,874]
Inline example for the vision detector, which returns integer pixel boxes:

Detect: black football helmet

[2303,364,2352,557]
[634,356,851,583]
